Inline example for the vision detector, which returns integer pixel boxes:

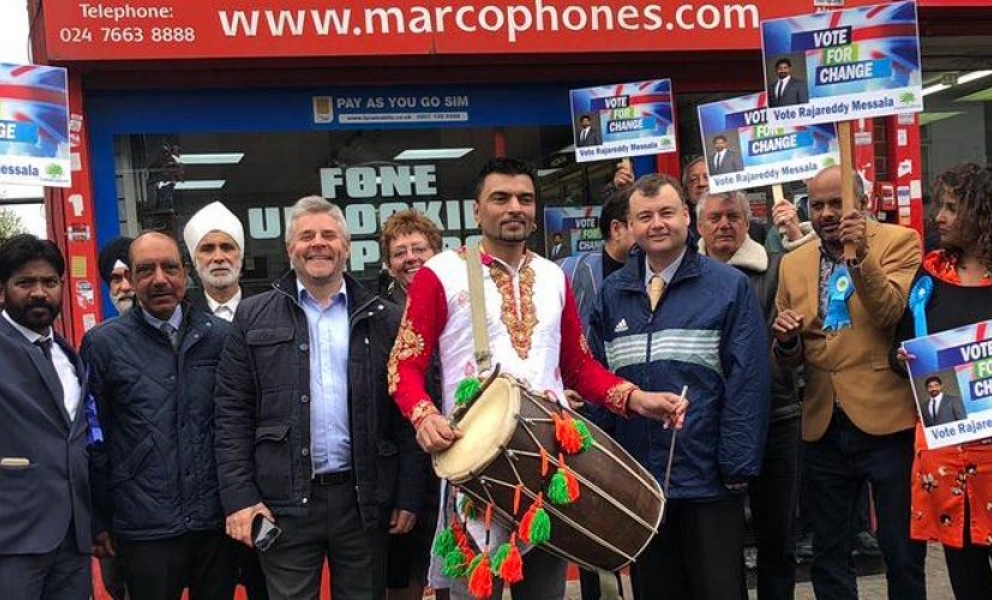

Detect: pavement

[788,544,954,600]
[94,542,958,599]
[555,543,956,600]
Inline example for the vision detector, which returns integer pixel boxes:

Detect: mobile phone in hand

[251,514,282,552]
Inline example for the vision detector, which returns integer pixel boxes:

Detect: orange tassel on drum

[554,413,584,454]
[499,533,524,584]
[467,553,494,599]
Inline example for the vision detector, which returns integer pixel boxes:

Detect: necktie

[777,80,785,99]
[648,276,666,311]
[581,129,587,142]
[35,338,53,362]
[161,322,179,352]
[715,152,723,169]
[930,400,937,421]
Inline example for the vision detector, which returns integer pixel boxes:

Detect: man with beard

[772,166,925,599]
[94,238,134,599]
[182,203,268,598]
[0,234,92,600]
[390,159,687,599]
[98,237,135,315]
[83,232,237,599]
[183,201,245,322]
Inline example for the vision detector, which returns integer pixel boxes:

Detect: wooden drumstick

[662,385,688,498]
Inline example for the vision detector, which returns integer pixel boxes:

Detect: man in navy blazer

[768,58,809,108]
[921,375,967,426]
[709,135,744,175]
[0,234,92,600]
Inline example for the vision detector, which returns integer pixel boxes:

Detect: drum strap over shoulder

[467,244,493,375]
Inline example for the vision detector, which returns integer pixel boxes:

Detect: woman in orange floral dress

[891,163,992,599]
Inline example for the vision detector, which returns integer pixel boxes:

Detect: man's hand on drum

[564,389,585,410]
[628,390,689,429]
[416,413,464,452]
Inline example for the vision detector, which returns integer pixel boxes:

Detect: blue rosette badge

[908,275,934,338]
[823,267,855,331]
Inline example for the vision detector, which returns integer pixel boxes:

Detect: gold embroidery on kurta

[488,259,538,359]
[387,311,425,395]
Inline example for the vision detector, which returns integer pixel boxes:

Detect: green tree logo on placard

[45,163,64,178]
[899,92,918,105]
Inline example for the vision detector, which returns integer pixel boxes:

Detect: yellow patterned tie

[649,275,665,311]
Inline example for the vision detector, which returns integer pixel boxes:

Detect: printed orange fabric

[922,250,992,287]
[911,425,992,548]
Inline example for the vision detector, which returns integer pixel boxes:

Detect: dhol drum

[433,374,664,572]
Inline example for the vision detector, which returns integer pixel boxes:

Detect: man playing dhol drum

[389,157,688,599]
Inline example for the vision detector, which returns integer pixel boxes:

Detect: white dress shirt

[643,246,687,291]
[206,288,243,322]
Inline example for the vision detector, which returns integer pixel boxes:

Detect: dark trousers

[804,411,926,600]
[749,415,801,600]
[449,546,567,600]
[116,530,237,600]
[943,497,992,600]
[99,555,129,600]
[632,494,745,600]
[0,525,90,600]
[235,543,268,599]
[259,480,387,600]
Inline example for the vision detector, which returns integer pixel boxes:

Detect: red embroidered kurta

[389,248,634,427]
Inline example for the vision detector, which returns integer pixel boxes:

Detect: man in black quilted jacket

[83,232,237,600]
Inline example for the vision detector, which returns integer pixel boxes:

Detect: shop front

[28,0,992,342]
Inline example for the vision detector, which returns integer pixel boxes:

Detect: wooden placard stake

[837,120,857,261]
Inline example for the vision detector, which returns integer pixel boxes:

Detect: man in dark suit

[0,234,92,600]
[921,375,967,426]
[549,232,567,260]
[576,114,601,147]
[709,135,744,175]
[768,58,809,108]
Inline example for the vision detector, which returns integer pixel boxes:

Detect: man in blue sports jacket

[590,174,770,600]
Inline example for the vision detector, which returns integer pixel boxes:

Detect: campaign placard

[0,63,71,187]
[904,319,992,449]
[698,92,839,193]
[761,0,923,127]
[569,79,676,164]
[544,206,603,261]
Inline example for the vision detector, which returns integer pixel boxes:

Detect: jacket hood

[698,236,768,273]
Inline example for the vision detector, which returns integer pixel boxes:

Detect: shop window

[113,127,618,294]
